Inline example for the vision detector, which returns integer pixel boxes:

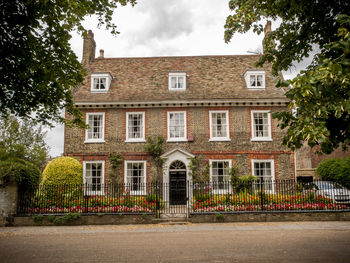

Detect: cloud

[129,0,194,45]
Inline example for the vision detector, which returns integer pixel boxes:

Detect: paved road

[0,222,349,263]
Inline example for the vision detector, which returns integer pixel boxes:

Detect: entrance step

[152,218,189,225]
[160,213,187,219]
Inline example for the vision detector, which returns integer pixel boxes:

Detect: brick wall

[65,106,294,182]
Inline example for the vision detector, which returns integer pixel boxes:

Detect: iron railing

[17,180,350,215]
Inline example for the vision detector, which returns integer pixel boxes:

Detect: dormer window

[168,72,186,91]
[91,73,112,92]
[244,71,265,89]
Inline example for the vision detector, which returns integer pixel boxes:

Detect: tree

[0,116,49,169]
[224,1,350,154]
[316,157,350,188]
[0,0,136,127]
[0,158,41,191]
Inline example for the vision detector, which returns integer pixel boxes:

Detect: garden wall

[11,211,350,226]
[189,211,350,223]
[0,183,18,226]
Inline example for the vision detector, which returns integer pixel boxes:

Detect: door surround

[161,147,194,204]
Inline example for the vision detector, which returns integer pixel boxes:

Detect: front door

[169,171,187,205]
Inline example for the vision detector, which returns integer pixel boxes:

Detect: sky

[45,0,306,157]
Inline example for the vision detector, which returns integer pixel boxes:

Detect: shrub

[0,158,41,191]
[41,157,83,185]
[316,157,350,187]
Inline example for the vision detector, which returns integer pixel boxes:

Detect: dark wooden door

[169,171,187,205]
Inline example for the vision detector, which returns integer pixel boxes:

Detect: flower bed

[20,190,161,214]
[192,192,348,212]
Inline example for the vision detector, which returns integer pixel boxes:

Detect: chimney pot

[99,49,104,58]
[88,30,94,38]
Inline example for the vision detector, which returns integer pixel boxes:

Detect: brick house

[64,29,295,202]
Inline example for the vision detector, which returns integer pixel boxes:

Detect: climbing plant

[144,136,165,182]
[108,153,123,184]
[189,155,210,183]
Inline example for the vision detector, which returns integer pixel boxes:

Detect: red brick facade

[64,33,295,185]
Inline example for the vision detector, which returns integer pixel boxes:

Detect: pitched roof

[74,54,287,104]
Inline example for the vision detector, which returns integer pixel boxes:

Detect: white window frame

[209,160,232,194]
[209,110,230,141]
[251,110,272,141]
[85,112,105,143]
[124,161,147,195]
[91,73,112,92]
[244,70,265,89]
[167,111,187,142]
[126,112,146,142]
[168,72,186,91]
[83,160,105,195]
[251,159,275,194]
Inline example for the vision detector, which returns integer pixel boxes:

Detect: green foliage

[144,136,164,165]
[225,1,350,154]
[109,153,123,169]
[32,215,44,224]
[316,157,350,188]
[53,213,81,225]
[0,158,41,191]
[215,213,225,221]
[47,215,55,222]
[0,0,136,126]
[41,157,83,185]
[229,165,257,193]
[108,153,123,184]
[0,116,49,169]
[144,136,165,181]
[189,156,210,182]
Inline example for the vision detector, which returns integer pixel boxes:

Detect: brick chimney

[99,49,104,58]
[82,30,96,66]
[262,21,271,54]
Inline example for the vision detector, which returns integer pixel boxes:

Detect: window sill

[168,88,186,91]
[166,139,188,143]
[90,90,110,93]
[209,138,231,142]
[247,87,265,90]
[125,139,146,143]
[84,140,105,144]
[251,138,273,142]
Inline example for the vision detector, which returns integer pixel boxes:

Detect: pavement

[0,221,349,262]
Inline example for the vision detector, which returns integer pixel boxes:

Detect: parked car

[304,181,350,204]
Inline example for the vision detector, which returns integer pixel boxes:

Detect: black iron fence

[17,180,350,215]
[191,180,350,213]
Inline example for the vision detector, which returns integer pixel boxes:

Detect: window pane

[253,112,269,137]
[212,161,230,190]
[253,161,273,191]
[128,113,143,139]
[100,78,106,89]
[171,77,177,89]
[85,162,102,191]
[87,114,103,140]
[256,75,263,86]
[211,112,227,138]
[126,162,145,192]
[177,76,184,89]
[169,112,185,139]
[250,75,256,86]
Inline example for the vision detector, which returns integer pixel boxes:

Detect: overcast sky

[45,0,305,157]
